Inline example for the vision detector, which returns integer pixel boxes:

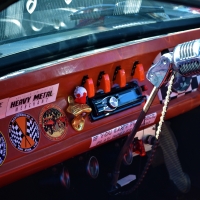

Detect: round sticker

[39,104,68,141]
[8,113,40,153]
[0,132,7,166]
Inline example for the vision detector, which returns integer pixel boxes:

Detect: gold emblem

[67,96,92,131]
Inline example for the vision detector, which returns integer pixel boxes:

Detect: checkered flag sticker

[27,118,40,142]
[0,132,7,166]
[158,75,199,103]
[9,113,40,153]
[9,121,23,148]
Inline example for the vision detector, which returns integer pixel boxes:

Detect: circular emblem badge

[0,132,7,166]
[39,104,68,141]
[8,113,40,153]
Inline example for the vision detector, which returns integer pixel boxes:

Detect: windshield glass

[1,0,200,43]
[0,0,200,77]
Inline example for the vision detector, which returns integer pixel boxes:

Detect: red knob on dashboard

[99,74,111,93]
[132,63,145,81]
[114,69,126,88]
[84,78,95,98]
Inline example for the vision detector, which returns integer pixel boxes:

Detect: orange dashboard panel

[1,28,200,187]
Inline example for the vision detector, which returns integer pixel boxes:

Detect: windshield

[1,0,200,76]
[1,0,200,42]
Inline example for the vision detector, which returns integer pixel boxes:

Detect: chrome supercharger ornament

[147,39,200,86]
[173,40,200,76]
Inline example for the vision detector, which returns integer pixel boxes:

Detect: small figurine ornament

[66,86,92,131]
[67,96,92,131]
[74,86,87,104]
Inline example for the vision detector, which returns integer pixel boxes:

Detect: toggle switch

[97,71,111,93]
[113,66,126,88]
[84,78,95,98]
[81,76,95,98]
[131,62,145,81]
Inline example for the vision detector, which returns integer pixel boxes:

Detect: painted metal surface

[0,28,200,187]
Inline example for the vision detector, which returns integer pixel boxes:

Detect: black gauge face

[172,73,192,93]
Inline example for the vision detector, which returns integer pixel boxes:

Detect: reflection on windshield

[0,0,200,43]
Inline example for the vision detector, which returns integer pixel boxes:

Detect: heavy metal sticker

[0,132,7,166]
[8,113,40,153]
[6,84,59,117]
[39,104,68,141]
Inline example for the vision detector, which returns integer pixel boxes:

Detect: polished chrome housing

[173,39,200,76]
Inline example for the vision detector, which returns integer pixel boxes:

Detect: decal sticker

[39,104,68,141]
[90,112,157,148]
[8,113,40,153]
[0,132,7,166]
[65,0,72,5]
[0,98,9,119]
[158,75,199,103]
[26,0,37,14]
[6,84,59,117]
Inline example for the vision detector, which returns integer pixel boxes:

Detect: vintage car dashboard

[1,27,200,188]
